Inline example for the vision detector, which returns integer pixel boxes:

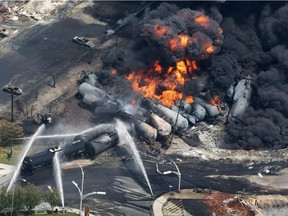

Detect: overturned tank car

[227,76,253,123]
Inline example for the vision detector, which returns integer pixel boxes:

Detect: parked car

[72,36,95,48]
[2,85,22,95]
[0,28,9,37]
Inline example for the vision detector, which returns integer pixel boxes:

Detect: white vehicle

[104,29,115,36]
[72,36,95,48]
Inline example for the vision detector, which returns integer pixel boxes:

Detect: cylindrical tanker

[78,82,107,98]
[85,129,119,159]
[74,124,115,143]
[61,124,116,159]
[61,138,86,159]
[83,93,106,108]
[21,147,61,176]
[134,120,157,144]
[20,124,119,176]
[82,72,98,86]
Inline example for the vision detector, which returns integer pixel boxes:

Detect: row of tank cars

[20,124,118,176]
[21,74,253,176]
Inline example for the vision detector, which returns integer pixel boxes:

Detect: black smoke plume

[225,4,288,150]
[101,2,288,150]
[140,3,224,63]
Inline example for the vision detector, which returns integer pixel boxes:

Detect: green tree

[0,185,26,214]
[0,186,10,212]
[22,184,43,213]
[0,119,24,145]
[2,185,26,214]
[44,187,60,212]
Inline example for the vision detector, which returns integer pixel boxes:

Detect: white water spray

[7,124,45,193]
[116,119,153,195]
[14,133,79,140]
[53,152,64,207]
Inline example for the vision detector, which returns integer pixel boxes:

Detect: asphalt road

[21,149,288,216]
[0,14,106,105]
[2,140,288,215]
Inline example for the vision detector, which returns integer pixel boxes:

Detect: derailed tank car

[227,76,253,123]
[86,129,118,159]
[21,147,61,176]
[20,124,119,176]
[61,137,87,160]
[61,124,117,160]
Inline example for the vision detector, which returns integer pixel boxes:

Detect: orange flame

[130,12,223,107]
[154,61,162,73]
[185,96,194,104]
[195,14,210,28]
[155,90,183,107]
[210,96,222,111]
[154,24,168,37]
[126,60,199,107]
[206,44,216,54]
[179,34,189,47]
[176,60,188,75]
[169,34,190,52]
[169,38,178,52]
[131,98,137,106]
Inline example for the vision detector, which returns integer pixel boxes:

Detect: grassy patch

[0,144,22,165]
[0,146,13,164]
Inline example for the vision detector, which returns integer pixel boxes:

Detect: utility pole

[10,178,26,216]
[11,93,14,122]
[2,85,23,122]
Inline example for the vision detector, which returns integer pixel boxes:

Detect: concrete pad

[0,163,14,175]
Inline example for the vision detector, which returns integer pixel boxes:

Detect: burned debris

[76,69,226,153]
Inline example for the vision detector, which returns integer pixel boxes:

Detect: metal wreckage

[21,70,252,176]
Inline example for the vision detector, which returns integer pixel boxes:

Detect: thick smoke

[100,2,288,150]
[225,4,288,149]
[259,4,288,47]
[140,3,224,63]
[102,3,224,71]
[209,16,267,90]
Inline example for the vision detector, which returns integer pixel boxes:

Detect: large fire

[126,9,223,108]
[126,59,198,107]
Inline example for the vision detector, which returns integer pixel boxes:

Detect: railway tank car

[86,129,119,159]
[20,147,61,176]
[20,124,119,176]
